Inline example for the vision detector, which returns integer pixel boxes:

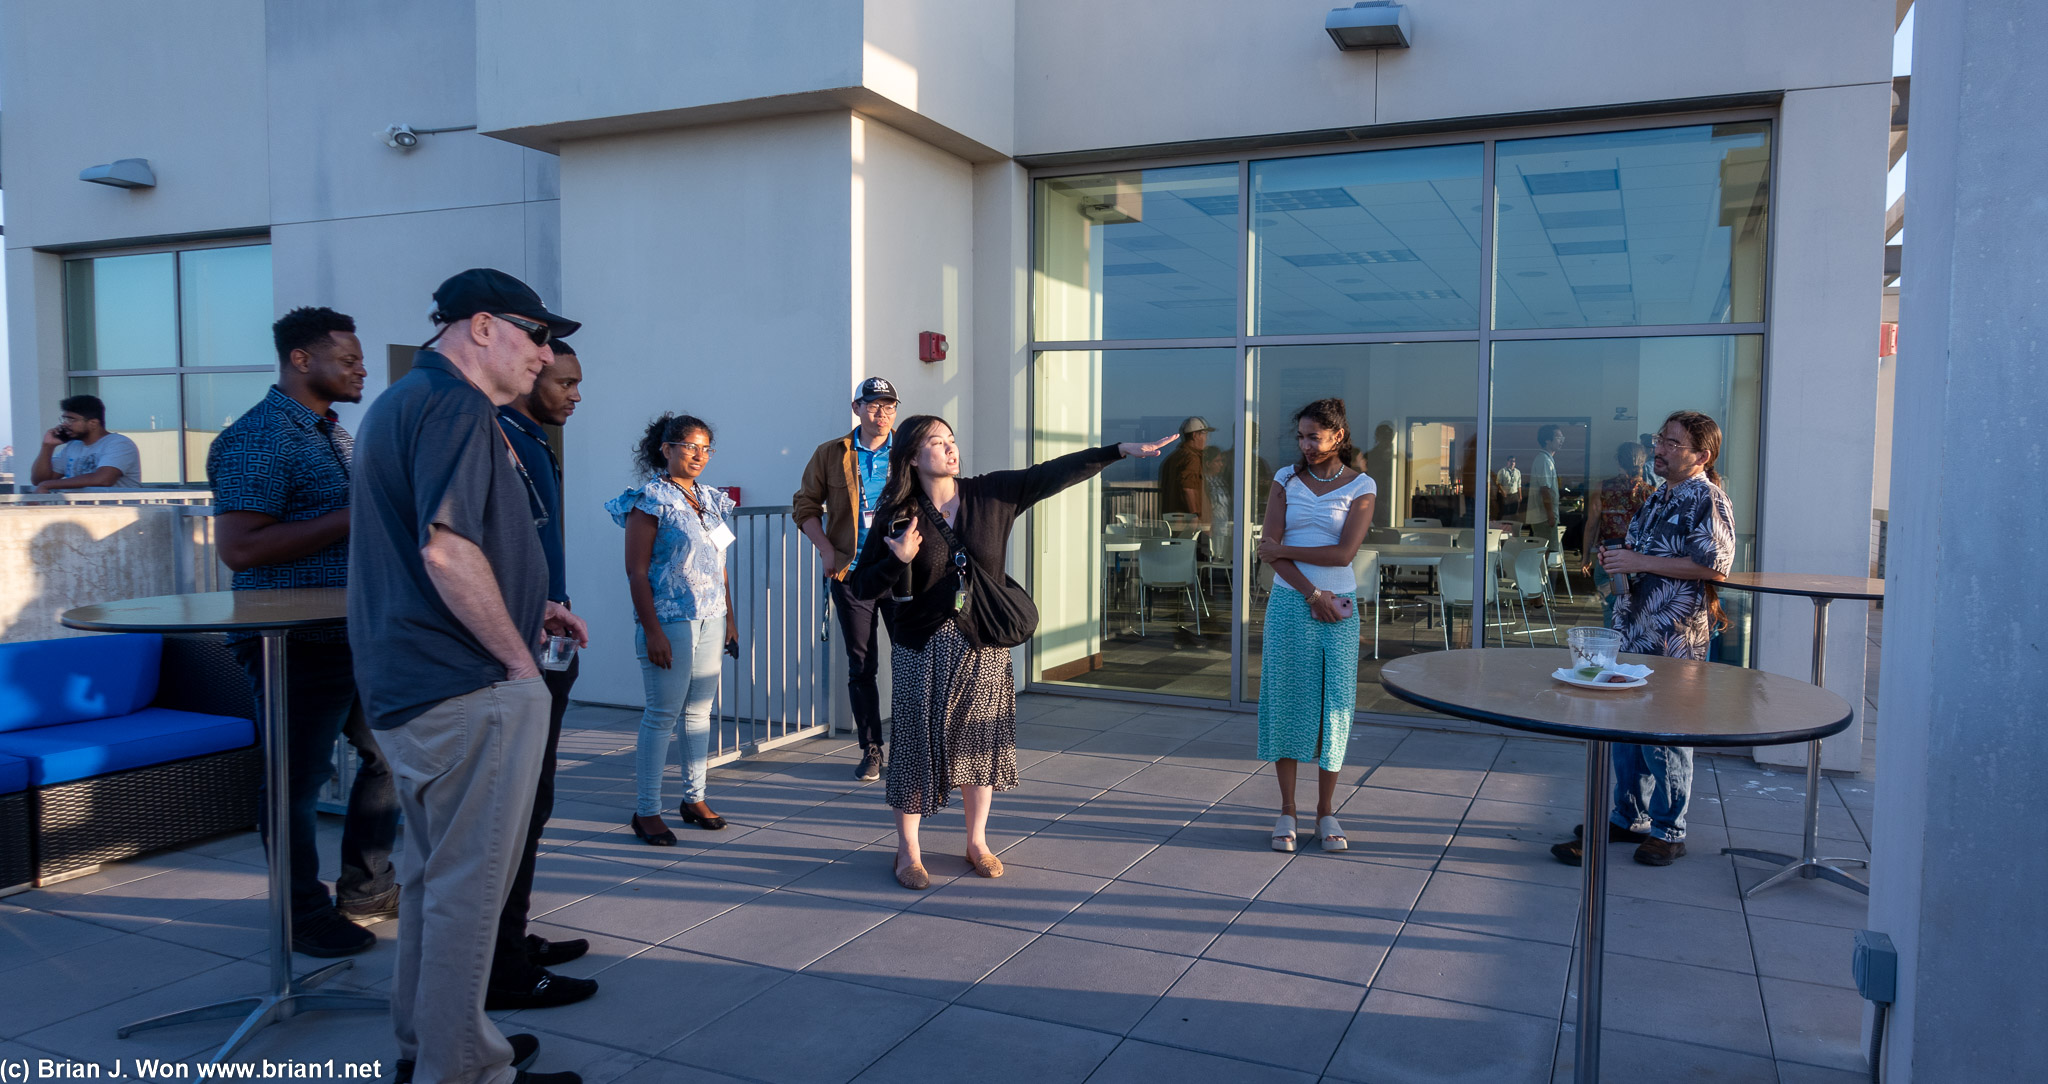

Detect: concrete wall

[0,505,187,642]
[1870,2,2048,1078]
[1016,0,1889,156]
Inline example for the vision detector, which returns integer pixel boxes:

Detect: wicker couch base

[33,746,261,884]
[0,790,29,895]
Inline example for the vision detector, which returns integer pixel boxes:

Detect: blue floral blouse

[605,477,736,623]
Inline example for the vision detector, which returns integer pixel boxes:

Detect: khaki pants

[383,678,550,1084]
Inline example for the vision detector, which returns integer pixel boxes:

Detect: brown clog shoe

[895,862,931,891]
[966,851,1005,879]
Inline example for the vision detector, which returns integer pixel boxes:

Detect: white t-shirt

[52,432,142,489]
[1495,466,1521,494]
[1272,465,1376,596]
[1524,450,1558,525]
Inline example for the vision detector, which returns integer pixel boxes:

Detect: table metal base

[117,630,386,1061]
[1572,739,1611,1084]
[1720,597,1870,898]
[118,959,385,1062]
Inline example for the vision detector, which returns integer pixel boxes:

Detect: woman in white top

[1255,398,1376,853]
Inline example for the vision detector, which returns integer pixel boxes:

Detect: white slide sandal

[1318,815,1349,852]
[1272,815,1298,852]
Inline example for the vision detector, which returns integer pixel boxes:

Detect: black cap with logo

[431,268,582,338]
[855,377,899,403]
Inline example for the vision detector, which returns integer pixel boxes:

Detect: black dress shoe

[630,816,677,846]
[292,907,376,958]
[485,969,600,1011]
[395,1032,537,1083]
[679,801,727,830]
[527,933,589,967]
[515,1072,581,1084]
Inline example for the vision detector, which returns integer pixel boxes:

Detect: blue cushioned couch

[0,633,260,888]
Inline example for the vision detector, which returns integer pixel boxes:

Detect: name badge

[862,509,876,530]
[708,521,737,551]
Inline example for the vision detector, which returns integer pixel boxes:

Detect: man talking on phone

[794,378,901,782]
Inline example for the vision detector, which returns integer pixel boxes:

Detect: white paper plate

[1551,667,1648,690]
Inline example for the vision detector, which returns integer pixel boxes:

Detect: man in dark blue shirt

[488,338,598,1010]
[207,306,398,959]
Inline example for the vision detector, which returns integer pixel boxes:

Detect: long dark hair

[633,413,714,479]
[1292,398,1360,475]
[1663,409,1729,631]
[877,414,954,527]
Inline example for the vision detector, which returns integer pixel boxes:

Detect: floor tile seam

[120,917,275,963]
[4,956,255,1041]
[1042,908,1242,962]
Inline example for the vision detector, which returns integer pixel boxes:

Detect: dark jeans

[231,638,399,919]
[830,578,898,752]
[491,654,576,983]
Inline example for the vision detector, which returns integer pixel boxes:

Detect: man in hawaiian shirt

[1552,410,1735,868]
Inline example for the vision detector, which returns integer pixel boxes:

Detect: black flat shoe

[527,933,589,967]
[630,816,677,846]
[679,801,727,830]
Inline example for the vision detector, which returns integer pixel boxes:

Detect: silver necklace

[1306,461,1345,483]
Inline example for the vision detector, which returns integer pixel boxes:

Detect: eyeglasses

[1653,436,1692,452]
[860,401,899,414]
[494,313,553,348]
[665,441,715,457]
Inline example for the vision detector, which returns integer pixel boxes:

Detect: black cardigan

[849,444,1124,650]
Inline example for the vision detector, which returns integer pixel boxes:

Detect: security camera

[381,124,420,150]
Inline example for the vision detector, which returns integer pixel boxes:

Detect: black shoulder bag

[919,493,1039,649]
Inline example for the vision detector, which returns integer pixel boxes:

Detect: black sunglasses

[495,313,553,348]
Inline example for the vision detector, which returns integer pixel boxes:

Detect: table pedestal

[118,631,385,1061]
[1574,739,1611,1084]
[1721,597,1870,897]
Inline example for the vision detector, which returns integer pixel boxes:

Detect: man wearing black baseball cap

[350,268,588,1084]
[793,377,901,781]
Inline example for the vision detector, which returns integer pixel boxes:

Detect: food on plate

[1599,672,1634,684]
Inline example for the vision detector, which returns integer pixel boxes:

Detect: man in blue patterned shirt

[207,306,398,958]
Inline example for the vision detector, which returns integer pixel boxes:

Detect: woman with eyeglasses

[607,413,739,845]
[850,414,1179,890]
[1254,398,1375,854]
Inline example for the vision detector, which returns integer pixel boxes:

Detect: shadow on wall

[1,509,184,642]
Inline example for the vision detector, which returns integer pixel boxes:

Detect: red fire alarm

[720,486,741,505]
[918,331,948,363]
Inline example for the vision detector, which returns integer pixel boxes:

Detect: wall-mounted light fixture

[79,158,156,188]
[380,123,479,151]
[1326,1,1411,50]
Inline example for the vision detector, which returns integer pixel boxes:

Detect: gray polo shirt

[347,350,547,730]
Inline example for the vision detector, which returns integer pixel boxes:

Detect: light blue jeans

[634,616,725,815]
[1611,743,1693,841]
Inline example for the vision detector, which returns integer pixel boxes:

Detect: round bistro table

[61,589,384,1063]
[1709,572,1884,897]
[1380,648,1853,1084]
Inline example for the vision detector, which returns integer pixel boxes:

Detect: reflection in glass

[1493,122,1770,329]
[1245,343,1480,715]
[1489,335,1762,664]
[1034,164,1240,341]
[1251,144,1482,335]
[180,246,275,369]
[64,254,177,370]
[183,371,276,483]
[68,374,181,484]
[1033,349,1236,699]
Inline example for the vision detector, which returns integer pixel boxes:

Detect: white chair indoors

[1431,552,1507,650]
[1406,517,1443,528]
[1505,544,1562,644]
[1137,537,1203,636]
[1349,547,1383,659]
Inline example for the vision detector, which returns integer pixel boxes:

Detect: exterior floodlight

[1326,1,1411,50]
[79,158,156,188]
[382,124,420,150]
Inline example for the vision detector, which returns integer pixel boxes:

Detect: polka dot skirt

[886,619,1018,816]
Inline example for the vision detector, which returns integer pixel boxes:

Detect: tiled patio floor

[0,670,1881,1082]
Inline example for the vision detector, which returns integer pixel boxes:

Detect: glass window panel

[1034,164,1240,342]
[1493,122,1770,329]
[180,246,274,369]
[64,253,177,371]
[1251,144,1483,335]
[183,371,276,484]
[1245,342,1480,717]
[1032,348,1236,699]
[1488,334,1762,665]
[67,374,181,484]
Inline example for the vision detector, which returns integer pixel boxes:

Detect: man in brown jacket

[794,377,900,781]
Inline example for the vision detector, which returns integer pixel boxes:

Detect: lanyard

[498,423,549,531]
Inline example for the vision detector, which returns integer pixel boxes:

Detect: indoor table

[1380,648,1852,1084]
[61,588,383,1062]
[1710,572,1884,896]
